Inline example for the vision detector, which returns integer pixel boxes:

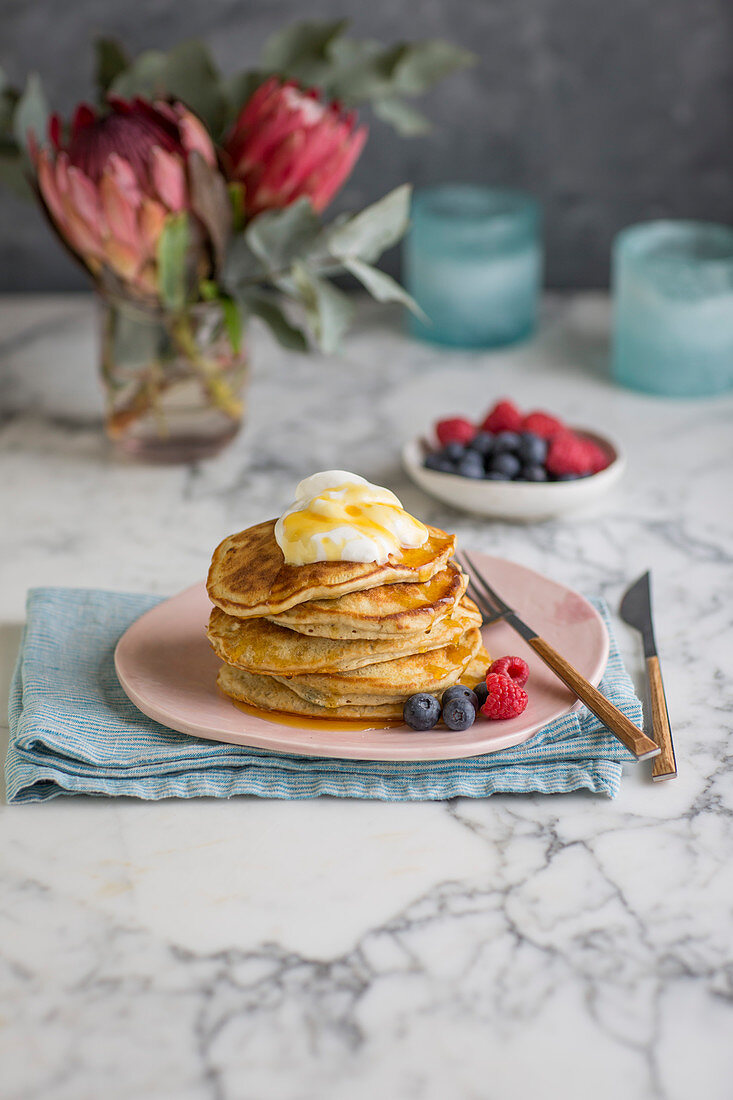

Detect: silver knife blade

[619,571,657,658]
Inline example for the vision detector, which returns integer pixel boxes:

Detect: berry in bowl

[402,399,625,520]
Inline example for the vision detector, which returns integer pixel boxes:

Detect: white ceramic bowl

[402,428,625,521]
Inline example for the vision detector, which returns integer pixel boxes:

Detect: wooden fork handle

[647,656,677,780]
[527,635,661,760]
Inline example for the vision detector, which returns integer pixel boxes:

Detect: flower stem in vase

[169,312,244,421]
[98,296,249,464]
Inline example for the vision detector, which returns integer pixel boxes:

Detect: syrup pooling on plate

[275,470,429,565]
[231,699,401,733]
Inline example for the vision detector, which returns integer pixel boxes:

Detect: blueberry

[517,432,548,465]
[467,431,495,457]
[493,431,521,454]
[554,472,581,481]
[443,441,466,463]
[403,693,441,731]
[521,464,548,482]
[442,684,479,713]
[487,452,521,479]
[456,451,485,479]
[474,682,489,710]
[442,694,476,731]
[424,453,455,473]
[484,471,510,481]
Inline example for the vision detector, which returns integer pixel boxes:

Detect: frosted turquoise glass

[611,221,733,397]
[404,186,542,348]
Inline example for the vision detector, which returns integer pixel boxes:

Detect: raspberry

[481,672,528,720]
[586,440,611,473]
[546,430,608,477]
[436,417,475,446]
[481,399,522,434]
[522,410,565,439]
[489,655,530,688]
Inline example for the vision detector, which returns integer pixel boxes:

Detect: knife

[460,552,661,761]
[619,571,677,781]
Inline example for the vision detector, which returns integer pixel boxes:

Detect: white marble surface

[1,294,732,1100]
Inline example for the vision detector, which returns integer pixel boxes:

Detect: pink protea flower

[224,77,368,218]
[31,96,224,299]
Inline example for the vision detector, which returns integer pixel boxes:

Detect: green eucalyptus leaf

[157,211,190,311]
[322,38,397,102]
[291,261,355,354]
[94,37,130,97]
[328,39,474,104]
[222,235,268,288]
[159,41,226,133]
[0,66,19,117]
[391,40,476,96]
[240,291,308,351]
[314,36,475,111]
[245,198,323,273]
[372,97,431,135]
[110,41,226,133]
[109,49,168,99]
[326,184,411,263]
[343,258,425,318]
[0,155,31,199]
[0,68,23,193]
[262,19,348,73]
[13,72,48,154]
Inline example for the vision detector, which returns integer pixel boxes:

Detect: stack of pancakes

[206,519,489,720]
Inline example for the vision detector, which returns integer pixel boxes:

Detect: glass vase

[99,296,249,462]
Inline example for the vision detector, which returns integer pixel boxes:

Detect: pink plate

[114,553,609,761]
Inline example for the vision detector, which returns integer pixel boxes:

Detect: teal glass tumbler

[404,186,542,348]
[611,220,733,397]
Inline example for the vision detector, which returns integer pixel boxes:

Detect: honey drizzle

[231,699,401,733]
[279,480,428,565]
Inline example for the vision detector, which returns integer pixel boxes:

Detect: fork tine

[456,552,505,626]
[467,587,505,627]
[461,551,511,615]
[456,553,486,604]
[456,552,489,611]
[464,578,495,620]
[457,551,499,611]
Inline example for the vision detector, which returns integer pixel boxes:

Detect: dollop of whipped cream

[275,471,429,566]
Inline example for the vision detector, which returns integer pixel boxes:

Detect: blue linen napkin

[5,587,641,804]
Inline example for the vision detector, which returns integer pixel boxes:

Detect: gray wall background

[1,0,732,291]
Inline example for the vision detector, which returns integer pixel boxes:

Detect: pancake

[270,628,484,707]
[207,597,482,675]
[217,648,491,721]
[217,664,404,719]
[267,562,468,639]
[207,519,456,619]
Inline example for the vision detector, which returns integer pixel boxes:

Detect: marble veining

[1,294,732,1099]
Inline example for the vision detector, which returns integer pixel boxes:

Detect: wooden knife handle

[527,636,660,760]
[646,655,677,780]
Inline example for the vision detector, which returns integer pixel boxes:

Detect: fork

[458,552,661,761]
